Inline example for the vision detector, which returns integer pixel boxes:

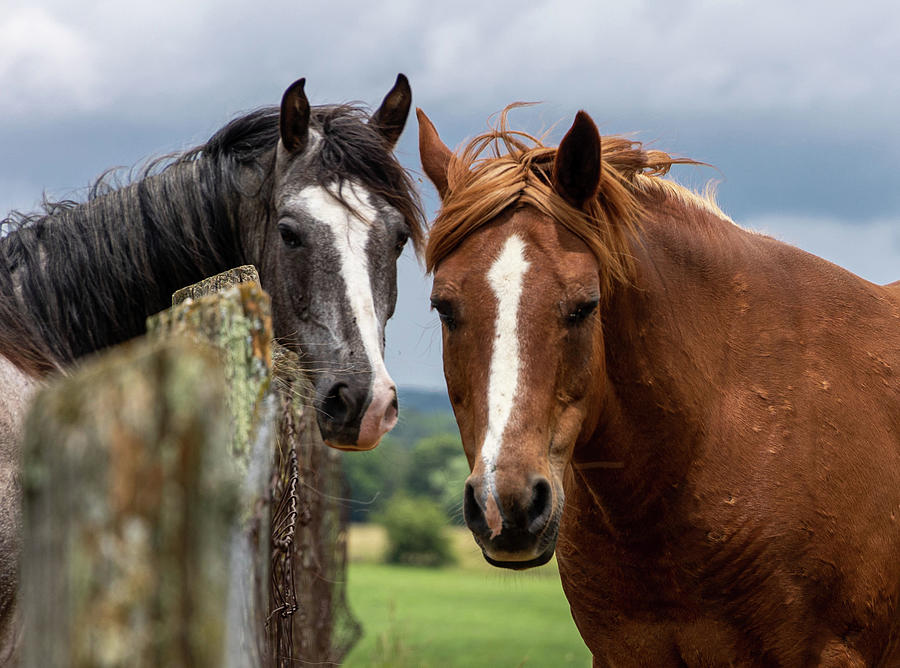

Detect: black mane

[0,104,422,375]
[199,103,423,235]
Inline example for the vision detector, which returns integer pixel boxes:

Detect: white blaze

[482,234,530,487]
[291,182,393,395]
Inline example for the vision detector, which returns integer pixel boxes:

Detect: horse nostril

[321,382,355,425]
[527,477,553,533]
[383,390,399,427]
[464,481,488,534]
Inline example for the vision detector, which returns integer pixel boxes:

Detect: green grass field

[343,525,591,667]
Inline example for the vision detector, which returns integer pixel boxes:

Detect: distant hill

[397,386,452,414]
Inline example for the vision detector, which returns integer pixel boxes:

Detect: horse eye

[567,298,599,325]
[278,221,303,249]
[394,231,409,254]
[430,298,457,331]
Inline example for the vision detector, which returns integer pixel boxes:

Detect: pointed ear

[369,73,412,148]
[280,78,311,154]
[553,110,602,209]
[417,108,451,200]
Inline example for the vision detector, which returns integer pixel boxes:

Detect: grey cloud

[2,0,898,390]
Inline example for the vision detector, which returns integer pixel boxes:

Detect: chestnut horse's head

[419,107,664,568]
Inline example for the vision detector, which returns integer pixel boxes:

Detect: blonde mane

[426,105,713,294]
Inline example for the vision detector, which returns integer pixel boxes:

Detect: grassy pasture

[343,524,591,667]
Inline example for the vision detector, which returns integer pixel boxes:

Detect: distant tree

[380,495,456,567]
[407,433,462,496]
[384,410,460,451]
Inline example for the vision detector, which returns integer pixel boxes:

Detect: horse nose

[464,478,491,536]
[316,379,367,449]
[464,474,554,544]
[315,375,398,451]
[356,382,398,450]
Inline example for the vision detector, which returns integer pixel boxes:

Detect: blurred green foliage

[380,495,456,567]
[341,389,469,525]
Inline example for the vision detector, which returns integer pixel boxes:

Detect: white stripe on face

[482,234,530,488]
[292,182,393,392]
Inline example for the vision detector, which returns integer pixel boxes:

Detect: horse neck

[8,158,255,365]
[574,194,757,532]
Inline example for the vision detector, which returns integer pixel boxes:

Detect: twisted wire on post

[273,425,299,554]
[268,391,300,663]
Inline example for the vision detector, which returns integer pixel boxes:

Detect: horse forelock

[425,105,714,297]
[272,104,425,254]
[186,102,424,249]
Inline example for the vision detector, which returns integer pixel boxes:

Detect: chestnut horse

[418,106,900,666]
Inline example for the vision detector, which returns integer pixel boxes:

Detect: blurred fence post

[21,338,239,667]
[162,266,362,666]
[19,265,360,667]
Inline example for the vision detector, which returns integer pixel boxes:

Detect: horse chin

[323,438,381,452]
[482,544,556,571]
[473,501,563,570]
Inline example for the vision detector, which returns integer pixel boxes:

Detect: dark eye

[567,298,599,325]
[394,231,409,254]
[278,221,303,249]
[430,298,457,331]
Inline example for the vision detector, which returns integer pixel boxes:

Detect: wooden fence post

[149,265,275,668]
[20,265,360,667]
[21,339,239,667]
[153,266,362,666]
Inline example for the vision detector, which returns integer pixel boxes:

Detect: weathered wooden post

[153,266,361,666]
[151,265,276,668]
[21,338,240,667]
[20,265,360,666]
[145,265,362,666]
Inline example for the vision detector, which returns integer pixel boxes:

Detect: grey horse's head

[254,75,421,450]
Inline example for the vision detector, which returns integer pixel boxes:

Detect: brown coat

[420,106,900,666]
[560,191,900,666]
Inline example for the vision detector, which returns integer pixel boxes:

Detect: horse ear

[280,78,311,154]
[417,108,451,200]
[553,110,602,209]
[369,73,412,148]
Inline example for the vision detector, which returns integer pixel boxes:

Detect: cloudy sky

[2,0,898,391]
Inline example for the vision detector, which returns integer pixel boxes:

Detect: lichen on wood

[148,276,273,468]
[171,264,261,307]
